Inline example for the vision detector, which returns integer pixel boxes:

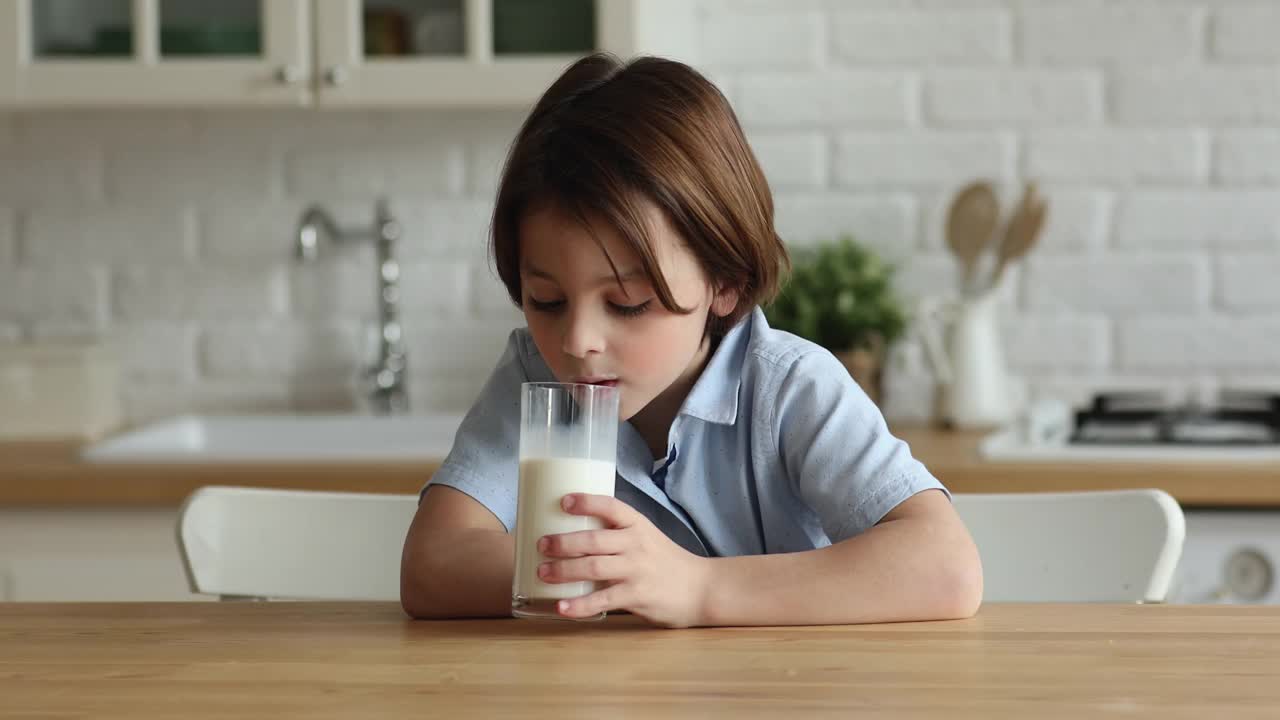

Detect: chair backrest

[953,489,1185,603]
[176,486,418,601]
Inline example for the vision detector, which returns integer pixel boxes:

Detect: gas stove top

[980,391,1280,462]
[1072,391,1280,446]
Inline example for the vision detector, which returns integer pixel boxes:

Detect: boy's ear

[711,286,739,318]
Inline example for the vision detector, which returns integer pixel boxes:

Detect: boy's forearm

[401,528,515,619]
[699,514,982,627]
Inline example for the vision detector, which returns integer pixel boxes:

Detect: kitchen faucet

[294,198,408,415]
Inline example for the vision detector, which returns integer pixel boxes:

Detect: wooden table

[4,602,1279,719]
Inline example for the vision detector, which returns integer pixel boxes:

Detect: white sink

[81,413,465,463]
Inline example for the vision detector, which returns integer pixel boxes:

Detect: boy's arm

[699,488,983,626]
[400,485,514,619]
[543,488,982,626]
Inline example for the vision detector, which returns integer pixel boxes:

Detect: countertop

[0,439,442,506]
[4,601,1279,719]
[3,427,1279,508]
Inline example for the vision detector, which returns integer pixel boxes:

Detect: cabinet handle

[324,66,348,87]
[275,65,303,85]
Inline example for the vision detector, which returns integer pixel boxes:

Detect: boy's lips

[573,376,619,387]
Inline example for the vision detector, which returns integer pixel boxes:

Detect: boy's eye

[526,297,650,318]
[609,300,651,317]
[528,298,565,312]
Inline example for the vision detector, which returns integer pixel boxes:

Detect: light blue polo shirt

[423,307,948,558]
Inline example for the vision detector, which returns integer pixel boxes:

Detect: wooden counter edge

[4,430,1280,508]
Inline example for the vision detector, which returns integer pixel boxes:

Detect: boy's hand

[537,493,712,628]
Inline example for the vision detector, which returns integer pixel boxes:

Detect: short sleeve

[771,349,948,543]
[421,330,529,532]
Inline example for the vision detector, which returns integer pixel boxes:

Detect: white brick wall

[1112,67,1280,124]
[122,379,295,424]
[284,133,464,202]
[750,134,827,190]
[774,193,917,258]
[701,12,823,69]
[1027,131,1208,183]
[1024,256,1211,313]
[107,136,278,205]
[925,70,1103,127]
[200,323,363,379]
[0,267,109,331]
[0,125,103,206]
[1215,130,1280,184]
[404,324,514,376]
[1115,191,1280,249]
[1210,5,1280,61]
[23,207,194,264]
[737,72,916,128]
[830,10,1011,64]
[114,266,289,322]
[399,260,472,317]
[198,201,308,261]
[1020,7,1202,63]
[1003,315,1111,371]
[1217,255,1280,311]
[835,132,1016,187]
[4,0,1279,419]
[1120,318,1280,372]
[112,324,198,382]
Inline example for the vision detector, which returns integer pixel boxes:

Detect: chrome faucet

[295,198,409,415]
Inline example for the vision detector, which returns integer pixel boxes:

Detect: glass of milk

[512,381,619,621]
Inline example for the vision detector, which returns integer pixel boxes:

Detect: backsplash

[0,109,529,421]
[706,0,1280,418]
[2,0,1278,423]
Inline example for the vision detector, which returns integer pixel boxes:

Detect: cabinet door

[0,508,200,602]
[1,0,312,107]
[313,0,695,108]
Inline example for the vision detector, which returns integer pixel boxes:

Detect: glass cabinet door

[491,0,594,57]
[360,0,467,58]
[4,0,311,106]
[347,0,595,59]
[157,0,262,58]
[32,0,133,58]
[30,1,265,58]
[314,0,601,107]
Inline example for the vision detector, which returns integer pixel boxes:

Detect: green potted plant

[764,235,908,405]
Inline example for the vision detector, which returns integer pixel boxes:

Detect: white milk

[513,457,616,601]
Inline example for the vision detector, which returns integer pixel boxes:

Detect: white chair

[953,489,1185,603]
[176,486,418,601]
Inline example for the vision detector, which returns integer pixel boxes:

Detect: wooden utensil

[945,181,1000,297]
[986,182,1047,292]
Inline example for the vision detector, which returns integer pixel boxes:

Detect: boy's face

[518,201,736,425]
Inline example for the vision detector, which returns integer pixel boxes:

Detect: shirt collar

[675,307,760,426]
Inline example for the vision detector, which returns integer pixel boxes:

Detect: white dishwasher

[1168,510,1280,605]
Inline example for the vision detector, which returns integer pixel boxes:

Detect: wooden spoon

[945,181,1000,297]
[987,182,1047,292]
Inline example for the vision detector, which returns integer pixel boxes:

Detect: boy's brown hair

[490,53,789,337]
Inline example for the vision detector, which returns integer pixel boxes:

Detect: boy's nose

[561,310,605,358]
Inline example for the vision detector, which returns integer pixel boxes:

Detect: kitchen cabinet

[0,508,200,601]
[0,0,312,107]
[0,0,695,108]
